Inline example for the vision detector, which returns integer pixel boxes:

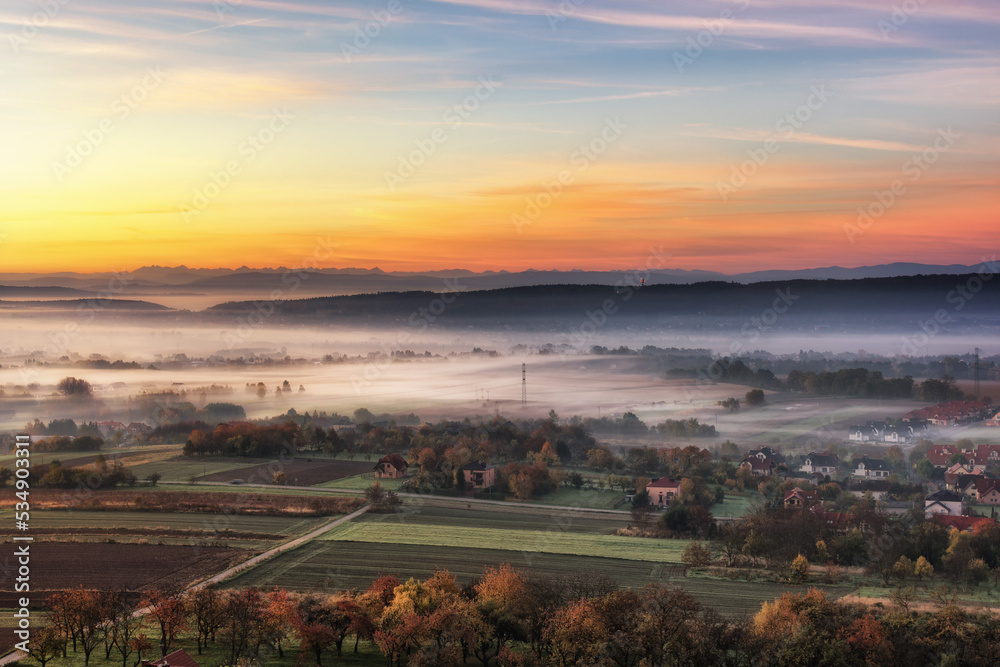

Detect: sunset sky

[1,0,997,273]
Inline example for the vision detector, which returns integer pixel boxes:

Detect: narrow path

[186,502,369,590]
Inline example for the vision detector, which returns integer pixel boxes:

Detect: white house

[925,489,964,517]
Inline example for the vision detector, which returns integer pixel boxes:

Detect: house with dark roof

[847,479,891,500]
[373,453,409,479]
[852,456,891,479]
[925,489,964,517]
[740,456,775,477]
[460,461,496,490]
[784,488,817,509]
[800,452,838,476]
[747,446,784,464]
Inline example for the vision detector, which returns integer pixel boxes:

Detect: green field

[520,485,625,510]
[317,472,404,490]
[225,541,851,617]
[365,499,629,534]
[711,494,756,518]
[320,520,686,563]
[129,456,261,481]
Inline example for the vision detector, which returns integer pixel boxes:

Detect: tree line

[26,565,1000,667]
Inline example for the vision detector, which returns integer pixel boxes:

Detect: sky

[0,0,997,274]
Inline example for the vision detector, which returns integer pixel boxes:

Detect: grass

[319,520,688,563]
[318,473,404,490]
[521,485,625,510]
[128,457,261,482]
[364,499,629,534]
[225,541,852,618]
[711,494,756,518]
[851,584,1000,606]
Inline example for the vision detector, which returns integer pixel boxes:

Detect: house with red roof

[142,649,200,667]
[931,515,997,533]
[927,444,958,468]
[647,477,682,507]
[975,478,1000,505]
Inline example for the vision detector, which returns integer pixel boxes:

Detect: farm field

[0,543,250,607]
[225,541,852,617]
[320,472,403,490]
[197,458,373,486]
[366,500,629,534]
[128,456,265,482]
[4,509,328,540]
[0,444,180,469]
[320,520,687,562]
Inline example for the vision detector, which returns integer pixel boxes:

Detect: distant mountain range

[0,262,993,301]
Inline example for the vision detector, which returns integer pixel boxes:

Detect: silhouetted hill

[207,274,1000,328]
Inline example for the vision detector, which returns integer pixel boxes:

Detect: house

[747,446,784,464]
[647,477,681,506]
[904,400,993,427]
[460,461,496,490]
[373,453,408,479]
[810,508,852,533]
[925,489,964,517]
[740,456,775,477]
[126,422,152,435]
[969,444,1000,465]
[848,421,886,443]
[784,488,817,509]
[986,411,1000,427]
[975,478,1000,505]
[883,425,912,444]
[847,479,891,501]
[883,500,915,517]
[931,515,997,533]
[142,649,200,667]
[927,444,958,468]
[853,456,891,479]
[800,452,838,476]
[95,420,126,437]
[949,474,983,497]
